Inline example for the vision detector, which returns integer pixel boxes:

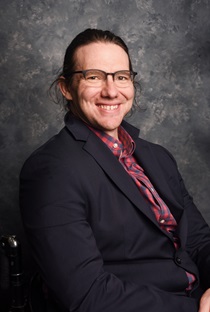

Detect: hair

[51,28,139,110]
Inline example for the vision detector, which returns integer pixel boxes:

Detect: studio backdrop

[0,0,210,278]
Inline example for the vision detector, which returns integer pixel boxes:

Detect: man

[20,28,210,311]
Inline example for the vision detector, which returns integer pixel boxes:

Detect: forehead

[73,42,130,70]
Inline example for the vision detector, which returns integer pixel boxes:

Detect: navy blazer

[20,112,210,312]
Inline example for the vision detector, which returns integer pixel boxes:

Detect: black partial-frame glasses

[68,69,137,85]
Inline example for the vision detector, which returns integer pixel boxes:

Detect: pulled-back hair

[63,28,133,78]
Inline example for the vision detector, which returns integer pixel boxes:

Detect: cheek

[131,85,135,97]
[79,87,100,104]
[122,86,135,101]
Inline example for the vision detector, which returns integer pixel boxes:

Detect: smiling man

[59,41,135,139]
[20,28,210,312]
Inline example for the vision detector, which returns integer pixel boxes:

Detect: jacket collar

[64,112,140,141]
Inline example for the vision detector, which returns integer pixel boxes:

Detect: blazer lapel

[83,132,158,225]
[134,139,184,223]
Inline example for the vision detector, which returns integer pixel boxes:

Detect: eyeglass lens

[84,70,135,86]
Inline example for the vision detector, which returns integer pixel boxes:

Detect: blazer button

[176,257,182,265]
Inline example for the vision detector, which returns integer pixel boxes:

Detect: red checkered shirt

[89,124,196,290]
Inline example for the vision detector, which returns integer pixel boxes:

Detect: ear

[59,79,73,101]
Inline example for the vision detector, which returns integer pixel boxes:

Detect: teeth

[98,105,118,110]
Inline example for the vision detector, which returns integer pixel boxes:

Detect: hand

[199,288,210,312]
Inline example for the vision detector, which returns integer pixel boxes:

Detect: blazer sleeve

[19,150,199,312]
[153,142,210,290]
[178,169,210,289]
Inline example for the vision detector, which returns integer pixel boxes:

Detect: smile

[97,104,119,111]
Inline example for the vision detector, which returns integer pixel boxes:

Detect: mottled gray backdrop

[0,0,210,274]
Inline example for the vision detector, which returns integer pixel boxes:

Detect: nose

[101,75,118,98]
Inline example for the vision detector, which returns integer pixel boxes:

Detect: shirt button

[159,219,165,224]
[113,143,118,148]
[176,257,182,264]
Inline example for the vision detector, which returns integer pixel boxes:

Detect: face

[61,42,135,139]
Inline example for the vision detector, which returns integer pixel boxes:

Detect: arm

[158,144,210,291]
[178,169,210,290]
[20,151,198,312]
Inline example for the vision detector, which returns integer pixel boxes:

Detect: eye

[115,72,131,81]
[87,75,100,80]
[118,75,129,81]
[85,71,104,81]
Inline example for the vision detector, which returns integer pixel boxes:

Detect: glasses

[69,69,137,87]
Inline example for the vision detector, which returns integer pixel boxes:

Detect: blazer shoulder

[136,137,177,164]
[20,127,77,172]
[28,127,71,155]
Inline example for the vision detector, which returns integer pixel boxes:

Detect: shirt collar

[88,126,136,159]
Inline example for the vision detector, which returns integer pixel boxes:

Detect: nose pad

[101,76,118,98]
